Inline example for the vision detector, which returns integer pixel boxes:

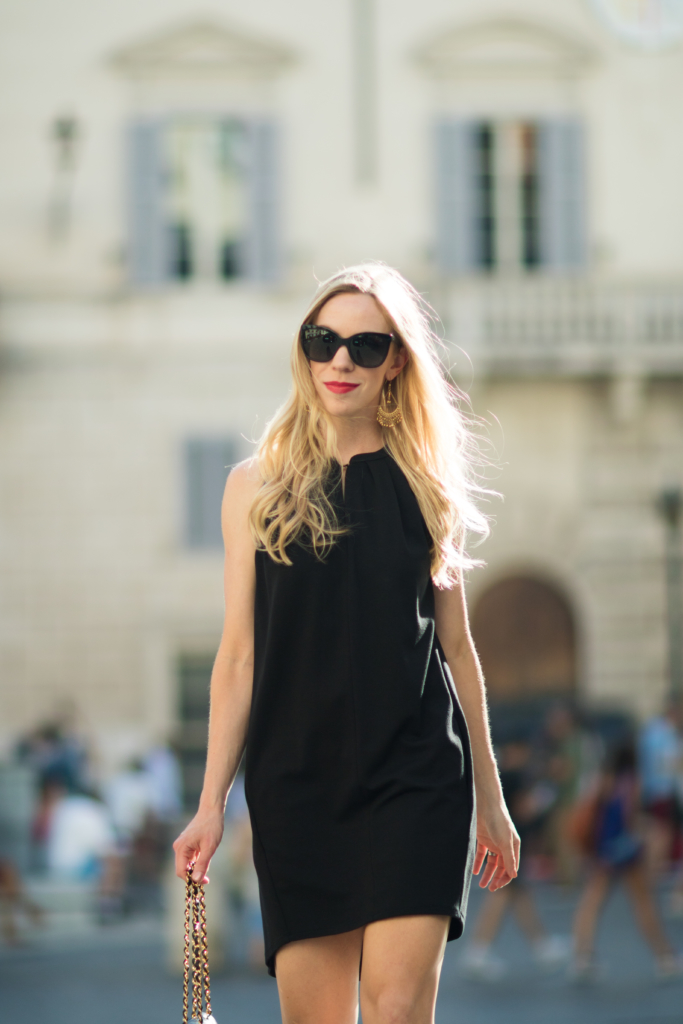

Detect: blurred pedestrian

[462,739,569,980]
[42,774,124,921]
[16,703,90,794]
[571,742,682,981]
[104,759,155,846]
[638,700,683,886]
[0,858,43,946]
[143,744,182,824]
[173,265,519,1022]
[541,703,602,886]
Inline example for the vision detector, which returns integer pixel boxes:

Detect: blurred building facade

[1,0,682,784]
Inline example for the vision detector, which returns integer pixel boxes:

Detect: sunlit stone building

[1,0,682,792]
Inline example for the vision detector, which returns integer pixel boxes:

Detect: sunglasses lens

[301,326,339,362]
[300,326,392,367]
[350,333,392,368]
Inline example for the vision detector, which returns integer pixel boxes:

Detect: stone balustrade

[445,277,683,376]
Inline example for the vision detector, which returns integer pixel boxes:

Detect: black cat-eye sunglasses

[300,324,394,369]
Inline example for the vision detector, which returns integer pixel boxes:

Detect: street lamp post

[657,488,683,702]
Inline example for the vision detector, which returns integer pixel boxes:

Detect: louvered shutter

[537,120,587,270]
[126,120,169,285]
[185,438,237,549]
[246,120,280,283]
[435,120,480,273]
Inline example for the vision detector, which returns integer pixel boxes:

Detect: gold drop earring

[377,378,403,428]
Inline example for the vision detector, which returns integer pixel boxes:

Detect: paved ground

[2,883,682,1023]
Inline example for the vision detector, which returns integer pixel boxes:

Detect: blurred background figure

[540,703,603,886]
[42,773,123,921]
[571,741,682,981]
[0,858,43,946]
[143,744,183,827]
[461,737,570,980]
[16,705,90,799]
[639,700,683,901]
[104,758,155,846]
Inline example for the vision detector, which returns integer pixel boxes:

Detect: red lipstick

[324,382,360,394]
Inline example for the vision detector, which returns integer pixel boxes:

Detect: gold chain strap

[183,867,213,1024]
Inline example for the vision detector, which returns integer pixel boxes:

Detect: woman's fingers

[489,858,513,891]
[191,848,211,884]
[498,839,518,882]
[476,838,519,891]
[172,834,197,879]
[472,841,487,876]
[478,852,498,889]
[172,811,224,882]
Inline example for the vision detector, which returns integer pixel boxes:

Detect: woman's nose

[330,343,354,371]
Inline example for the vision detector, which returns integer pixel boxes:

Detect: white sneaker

[655,952,683,980]
[569,954,600,984]
[534,934,571,969]
[460,944,508,982]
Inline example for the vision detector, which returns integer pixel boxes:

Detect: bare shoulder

[224,457,262,502]
[221,457,262,538]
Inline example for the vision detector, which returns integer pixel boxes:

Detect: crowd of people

[0,710,183,941]
[2,699,682,981]
[0,708,264,963]
[461,699,683,982]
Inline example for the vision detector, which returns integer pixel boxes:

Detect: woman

[174,264,519,1024]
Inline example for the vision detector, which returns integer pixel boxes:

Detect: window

[127,117,279,286]
[184,437,237,549]
[436,118,585,274]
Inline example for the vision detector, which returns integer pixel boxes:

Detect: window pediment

[415,16,597,80]
[111,19,297,80]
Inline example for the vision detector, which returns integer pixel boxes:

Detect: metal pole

[657,488,683,701]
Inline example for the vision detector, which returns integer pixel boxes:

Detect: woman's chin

[324,400,371,420]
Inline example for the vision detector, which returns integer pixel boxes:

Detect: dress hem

[265,907,465,977]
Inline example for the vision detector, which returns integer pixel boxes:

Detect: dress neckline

[340,448,389,468]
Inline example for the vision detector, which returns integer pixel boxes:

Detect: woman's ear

[387,345,408,380]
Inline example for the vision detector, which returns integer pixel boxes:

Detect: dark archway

[470,575,576,703]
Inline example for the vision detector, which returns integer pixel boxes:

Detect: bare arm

[173,459,261,882]
[434,583,520,891]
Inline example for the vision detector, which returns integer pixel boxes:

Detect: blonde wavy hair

[248,263,489,587]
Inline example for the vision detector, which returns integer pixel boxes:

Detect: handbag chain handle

[183,866,213,1024]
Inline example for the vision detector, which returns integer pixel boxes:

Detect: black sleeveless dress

[245,449,476,976]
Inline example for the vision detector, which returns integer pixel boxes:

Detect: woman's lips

[324,381,360,394]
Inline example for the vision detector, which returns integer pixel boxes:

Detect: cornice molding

[414,16,598,80]
[110,19,297,81]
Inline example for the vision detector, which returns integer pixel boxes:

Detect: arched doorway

[470,575,576,704]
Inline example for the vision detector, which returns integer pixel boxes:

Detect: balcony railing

[445,278,683,376]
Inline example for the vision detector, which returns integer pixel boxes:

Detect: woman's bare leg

[573,867,611,959]
[275,927,364,1024]
[621,861,673,957]
[360,915,449,1024]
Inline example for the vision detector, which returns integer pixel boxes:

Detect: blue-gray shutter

[185,438,237,549]
[245,120,279,283]
[126,120,168,285]
[537,120,586,270]
[435,120,480,274]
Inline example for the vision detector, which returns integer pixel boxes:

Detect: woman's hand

[173,807,225,883]
[472,798,520,892]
